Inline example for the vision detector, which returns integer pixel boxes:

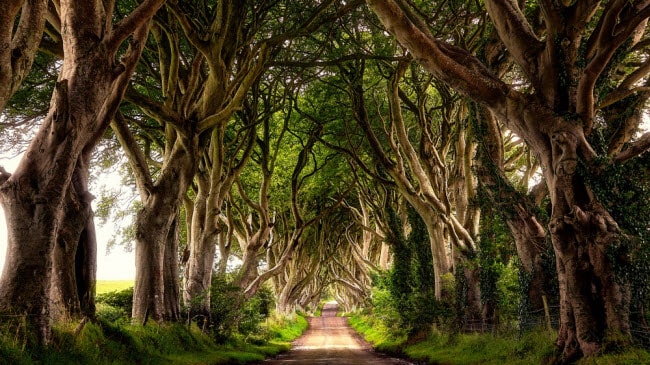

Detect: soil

[259,302,415,365]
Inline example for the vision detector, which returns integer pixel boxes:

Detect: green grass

[96,280,133,294]
[267,313,308,342]
[349,313,650,365]
[348,313,407,354]
[402,330,556,365]
[0,312,307,364]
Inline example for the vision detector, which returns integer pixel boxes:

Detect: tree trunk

[163,215,181,321]
[133,134,197,323]
[50,153,97,320]
[546,129,630,361]
[0,158,64,344]
[183,172,219,315]
[423,217,451,299]
[474,106,550,314]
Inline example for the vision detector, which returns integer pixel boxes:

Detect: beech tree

[0,0,163,343]
[116,0,364,323]
[367,0,650,361]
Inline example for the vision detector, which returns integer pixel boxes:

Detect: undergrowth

[349,312,650,365]
[0,310,306,364]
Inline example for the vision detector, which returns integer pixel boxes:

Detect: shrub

[204,275,276,343]
[96,287,133,315]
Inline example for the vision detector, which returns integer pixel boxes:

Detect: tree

[119,0,364,323]
[0,0,163,343]
[367,0,650,361]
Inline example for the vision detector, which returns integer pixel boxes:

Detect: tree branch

[111,113,154,200]
[483,0,543,80]
[613,132,650,163]
[104,0,165,55]
[366,0,511,109]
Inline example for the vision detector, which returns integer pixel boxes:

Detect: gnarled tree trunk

[133,132,197,323]
[0,0,160,343]
[50,152,97,321]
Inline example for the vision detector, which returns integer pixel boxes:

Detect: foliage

[580,149,650,316]
[348,311,407,355]
[266,313,308,342]
[203,275,275,343]
[379,201,450,335]
[96,287,133,316]
[477,205,519,324]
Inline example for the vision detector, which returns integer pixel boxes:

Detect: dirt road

[260,302,414,365]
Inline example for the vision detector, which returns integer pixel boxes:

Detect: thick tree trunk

[507,216,548,313]
[379,242,390,270]
[0,58,115,343]
[277,268,296,314]
[475,106,550,314]
[183,175,219,315]
[0,161,64,344]
[0,0,161,343]
[236,238,267,292]
[133,135,197,323]
[423,217,451,299]
[50,154,97,320]
[546,129,630,361]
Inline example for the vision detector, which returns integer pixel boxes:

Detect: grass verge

[0,313,307,364]
[349,313,650,365]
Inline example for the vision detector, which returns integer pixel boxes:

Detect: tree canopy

[1,1,650,363]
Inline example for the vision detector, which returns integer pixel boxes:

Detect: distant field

[96,280,133,294]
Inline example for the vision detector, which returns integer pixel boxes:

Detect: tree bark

[163,215,181,321]
[0,0,48,111]
[0,0,160,342]
[50,152,97,321]
[133,132,197,323]
[183,170,219,315]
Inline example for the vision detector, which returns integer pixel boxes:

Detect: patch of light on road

[293,344,362,350]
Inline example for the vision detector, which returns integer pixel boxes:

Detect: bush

[96,287,133,315]
[96,303,128,323]
[204,275,276,343]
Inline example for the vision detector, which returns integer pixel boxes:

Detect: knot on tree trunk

[551,131,579,177]
[0,166,11,185]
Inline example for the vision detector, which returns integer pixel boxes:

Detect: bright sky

[0,154,135,281]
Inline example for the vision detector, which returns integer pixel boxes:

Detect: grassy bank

[349,313,650,365]
[0,313,307,364]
